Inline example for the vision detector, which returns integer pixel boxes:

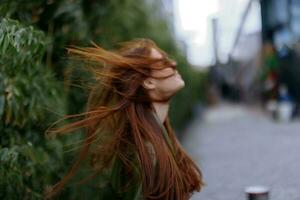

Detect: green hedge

[0,18,67,199]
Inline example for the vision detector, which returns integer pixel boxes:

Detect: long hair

[45,38,204,199]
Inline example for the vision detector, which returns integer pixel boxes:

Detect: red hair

[45,38,204,199]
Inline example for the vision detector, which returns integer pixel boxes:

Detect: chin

[173,80,185,93]
[180,79,185,87]
[177,77,185,89]
[178,83,185,91]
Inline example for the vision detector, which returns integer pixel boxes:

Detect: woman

[45,38,204,199]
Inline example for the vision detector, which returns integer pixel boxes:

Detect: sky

[173,0,262,68]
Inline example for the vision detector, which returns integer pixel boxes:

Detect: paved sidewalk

[182,103,300,200]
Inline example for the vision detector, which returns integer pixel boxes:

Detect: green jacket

[97,155,143,200]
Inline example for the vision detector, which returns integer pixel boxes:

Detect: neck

[152,101,170,123]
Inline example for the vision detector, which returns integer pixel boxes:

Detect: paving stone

[182,103,300,200]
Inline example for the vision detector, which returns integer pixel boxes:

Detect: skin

[143,48,185,123]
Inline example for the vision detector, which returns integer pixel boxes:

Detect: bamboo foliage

[0,18,64,127]
[0,18,67,199]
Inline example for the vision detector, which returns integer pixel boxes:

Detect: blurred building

[209,0,300,108]
[210,0,262,102]
[261,0,300,105]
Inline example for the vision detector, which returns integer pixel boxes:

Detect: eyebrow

[149,55,177,74]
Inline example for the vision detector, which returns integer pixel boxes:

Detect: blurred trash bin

[245,185,269,200]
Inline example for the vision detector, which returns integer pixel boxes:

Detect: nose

[170,61,177,68]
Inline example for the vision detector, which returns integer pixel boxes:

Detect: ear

[142,77,156,90]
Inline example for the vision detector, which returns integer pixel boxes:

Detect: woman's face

[143,48,185,101]
[151,65,185,97]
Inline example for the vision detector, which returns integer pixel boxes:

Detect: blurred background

[1,0,300,199]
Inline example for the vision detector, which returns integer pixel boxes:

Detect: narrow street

[182,103,300,200]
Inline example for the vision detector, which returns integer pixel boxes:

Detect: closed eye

[151,67,176,79]
[163,59,177,69]
[151,57,177,70]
